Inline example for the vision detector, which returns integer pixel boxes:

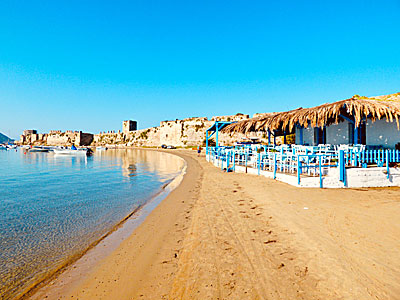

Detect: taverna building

[215,92,400,188]
[224,92,400,149]
[294,93,400,148]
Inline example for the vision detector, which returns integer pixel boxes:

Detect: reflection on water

[0,149,184,300]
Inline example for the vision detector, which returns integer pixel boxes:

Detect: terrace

[204,93,400,188]
[206,142,400,188]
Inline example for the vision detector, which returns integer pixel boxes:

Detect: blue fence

[346,149,400,167]
[206,146,400,187]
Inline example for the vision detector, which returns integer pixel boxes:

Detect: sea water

[0,149,184,299]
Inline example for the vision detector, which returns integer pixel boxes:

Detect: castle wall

[20,114,280,147]
[93,114,277,147]
[19,131,93,146]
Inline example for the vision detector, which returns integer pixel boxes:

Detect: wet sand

[31,150,400,299]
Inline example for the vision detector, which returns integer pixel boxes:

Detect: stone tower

[123,120,137,133]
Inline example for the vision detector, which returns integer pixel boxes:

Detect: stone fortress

[19,130,94,146]
[18,113,284,147]
[92,114,257,147]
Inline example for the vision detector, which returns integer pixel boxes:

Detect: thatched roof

[222,93,400,134]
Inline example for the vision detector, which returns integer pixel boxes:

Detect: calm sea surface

[0,149,184,299]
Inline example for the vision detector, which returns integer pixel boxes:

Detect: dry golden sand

[33,150,400,300]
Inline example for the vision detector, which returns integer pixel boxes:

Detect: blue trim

[386,150,390,179]
[298,126,304,145]
[354,125,359,144]
[206,121,235,148]
[339,150,346,185]
[206,131,209,154]
[339,114,355,124]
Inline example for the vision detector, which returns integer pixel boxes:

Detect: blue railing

[346,149,400,167]
[206,145,400,187]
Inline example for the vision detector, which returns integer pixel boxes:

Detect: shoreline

[27,149,400,299]
[24,149,187,300]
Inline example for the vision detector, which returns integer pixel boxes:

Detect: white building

[291,93,400,149]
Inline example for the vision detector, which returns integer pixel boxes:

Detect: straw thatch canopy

[222,93,400,135]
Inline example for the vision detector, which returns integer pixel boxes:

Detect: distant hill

[0,132,14,144]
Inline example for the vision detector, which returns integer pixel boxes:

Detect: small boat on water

[28,146,50,153]
[96,146,108,151]
[54,148,89,155]
[54,145,93,156]
[0,144,17,150]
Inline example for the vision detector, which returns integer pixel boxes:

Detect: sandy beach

[30,149,400,300]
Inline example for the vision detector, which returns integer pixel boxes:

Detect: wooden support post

[386,150,390,179]
[245,151,248,173]
[299,126,303,145]
[319,156,323,188]
[206,131,209,155]
[339,150,346,185]
[233,147,236,172]
[297,155,301,185]
[354,125,359,145]
[216,123,219,148]
[268,130,271,145]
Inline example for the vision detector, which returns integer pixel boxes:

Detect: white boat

[96,146,108,151]
[28,147,50,153]
[53,149,88,155]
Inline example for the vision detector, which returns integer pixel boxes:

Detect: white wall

[295,121,350,145]
[296,121,350,146]
[366,118,400,148]
[295,127,301,144]
[294,118,400,148]
[326,120,350,145]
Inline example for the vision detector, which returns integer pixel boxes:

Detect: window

[348,122,366,144]
[360,122,366,145]
[314,127,326,145]
[348,123,354,144]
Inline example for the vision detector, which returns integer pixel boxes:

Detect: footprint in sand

[264,239,277,244]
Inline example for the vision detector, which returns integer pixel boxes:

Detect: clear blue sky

[1,0,399,138]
